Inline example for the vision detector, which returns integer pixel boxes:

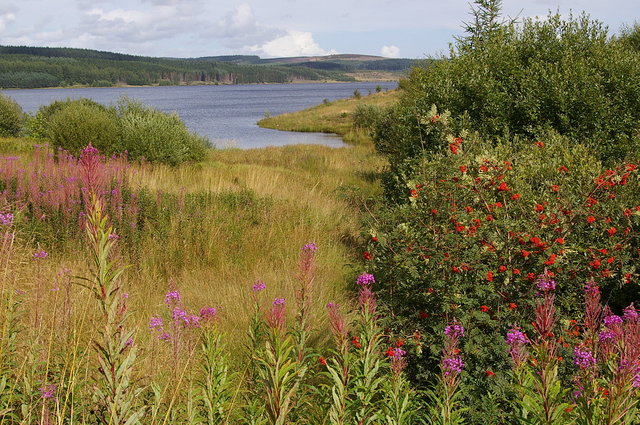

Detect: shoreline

[1,77,399,91]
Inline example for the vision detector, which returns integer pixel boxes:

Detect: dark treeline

[0,46,360,88]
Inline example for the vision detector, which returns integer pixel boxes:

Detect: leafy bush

[32,97,209,165]
[365,112,639,418]
[46,99,120,156]
[391,8,640,162]
[0,93,24,137]
[116,98,208,165]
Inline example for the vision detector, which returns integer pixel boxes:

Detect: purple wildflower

[356,273,375,286]
[186,315,200,328]
[573,347,597,369]
[584,279,600,295]
[598,330,615,342]
[267,297,286,332]
[393,348,407,358]
[33,249,48,259]
[158,332,171,341]
[442,357,464,376]
[623,304,638,322]
[252,280,266,292]
[108,233,120,240]
[125,337,134,347]
[536,271,556,293]
[603,314,623,328]
[39,384,56,400]
[165,290,181,306]
[302,242,318,252]
[172,307,188,324]
[444,323,465,338]
[149,316,163,330]
[199,306,217,320]
[0,213,13,226]
[506,329,530,346]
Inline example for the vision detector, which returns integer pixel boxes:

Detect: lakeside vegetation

[0,47,415,89]
[258,88,400,144]
[0,1,639,424]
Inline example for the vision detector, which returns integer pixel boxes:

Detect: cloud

[208,3,283,49]
[79,4,199,44]
[250,30,336,57]
[0,5,16,32]
[381,45,400,57]
[209,4,334,57]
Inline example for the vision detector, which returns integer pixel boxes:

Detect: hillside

[0,46,419,89]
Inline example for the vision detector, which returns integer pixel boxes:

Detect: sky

[0,1,637,59]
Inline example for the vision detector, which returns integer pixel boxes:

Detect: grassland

[0,136,386,348]
[258,89,399,144]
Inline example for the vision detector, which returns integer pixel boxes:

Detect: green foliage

[30,96,208,165]
[116,97,208,165]
[366,115,639,418]
[0,46,359,88]
[393,11,640,162]
[46,99,120,156]
[0,93,24,137]
[83,198,145,425]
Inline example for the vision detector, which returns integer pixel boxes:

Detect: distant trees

[0,46,356,88]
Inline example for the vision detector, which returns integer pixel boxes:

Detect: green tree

[0,93,24,136]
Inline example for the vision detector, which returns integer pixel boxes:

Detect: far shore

[1,75,400,91]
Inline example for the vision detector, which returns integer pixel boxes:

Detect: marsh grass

[257,90,399,145]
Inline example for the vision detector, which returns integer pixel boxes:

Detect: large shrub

[34,97,208,165]
[389,5,640,162]
[45,99,120,156]
[365,105,639,419]
[116,98,208,165]
[0,93,25,137]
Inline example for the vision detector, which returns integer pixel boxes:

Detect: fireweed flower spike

[573,347,597,369]
[33,249,48,259]
[356,273,375,286]
[391,348,408,376]
[0,212,13,226]
[267,298,286,332]
[252,280,266,292]
[165,290,181,306]
[505,327,530,369]
[326,302,348,348]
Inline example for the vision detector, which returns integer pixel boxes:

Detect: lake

[1,82,397,149]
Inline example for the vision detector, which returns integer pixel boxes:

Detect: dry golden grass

[4,142,386,352]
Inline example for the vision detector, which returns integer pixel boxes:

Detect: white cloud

[209,3,283,49]
[381,45,400,57]
[0,5,16,32]
[251,30,336,57]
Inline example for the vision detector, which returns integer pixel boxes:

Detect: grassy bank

[258,89,399,144]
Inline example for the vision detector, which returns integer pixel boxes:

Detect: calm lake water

[2,82,397,149]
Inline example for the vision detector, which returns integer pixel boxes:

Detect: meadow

[0,132,391,423]
[1,2,640,424]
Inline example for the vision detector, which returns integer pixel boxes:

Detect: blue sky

[0,1,637,59]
